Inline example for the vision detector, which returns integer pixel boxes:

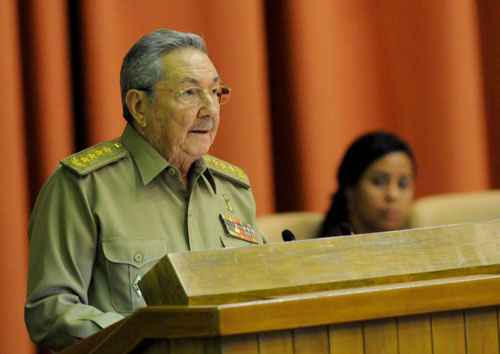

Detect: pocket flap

[102,239,167,268]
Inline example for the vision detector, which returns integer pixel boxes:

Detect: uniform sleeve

[25,167,124,351]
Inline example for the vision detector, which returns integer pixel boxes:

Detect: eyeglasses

[139,84,231,107]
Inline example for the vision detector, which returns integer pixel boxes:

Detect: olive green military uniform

[25,124,265,351]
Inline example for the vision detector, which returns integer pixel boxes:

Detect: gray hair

[120,28,207,123]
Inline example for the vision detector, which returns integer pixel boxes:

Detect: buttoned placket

[160,166,190,250]
[160,163,214,251]
[186,164,206,251]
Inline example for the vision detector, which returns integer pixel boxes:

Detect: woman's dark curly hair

[319,131,416,237]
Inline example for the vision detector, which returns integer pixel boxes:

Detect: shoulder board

[61,140,127,176]
[203,155,250,188]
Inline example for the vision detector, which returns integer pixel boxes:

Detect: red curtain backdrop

[2,1,500,352]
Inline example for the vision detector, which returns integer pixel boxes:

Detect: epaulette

[203,155,250,188]
[61,140,128,176]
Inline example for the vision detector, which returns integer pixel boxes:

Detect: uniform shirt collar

[120,124,168,185]
[200,161,217,195]
[186,157,217,195]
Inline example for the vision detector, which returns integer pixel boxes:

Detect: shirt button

[133,252,143,264]
[168,168,177,176]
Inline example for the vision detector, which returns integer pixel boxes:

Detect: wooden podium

[62,220,500,354]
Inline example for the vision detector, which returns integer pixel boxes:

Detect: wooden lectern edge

[80,307,221,354]
[62,272,500,353]
[60,320,125,354]
[171,263,500,306]
[60,306,220,354]
[217,273,500,334]
[141,221,500,308]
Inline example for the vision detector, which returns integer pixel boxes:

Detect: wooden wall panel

[205,338,222,354]
[397,315,432,354]
[329,323,364,354]
[221,334,259,354]
[431,312,466,354]
[131,339,170,354]
[169,338,204,354]
[131,307,500,354]
[293,326,329,354]
[259,331,293,354]
[124,306,500,354]
[364,319,398,354]
[465,307,499,354]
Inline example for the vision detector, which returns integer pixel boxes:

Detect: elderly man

[25,29,265,351]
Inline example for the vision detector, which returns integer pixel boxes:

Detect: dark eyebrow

[177,76,220,85]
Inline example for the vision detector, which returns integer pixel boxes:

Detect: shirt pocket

[102,238,167,313]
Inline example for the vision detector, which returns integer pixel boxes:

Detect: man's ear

[125,89,149,128]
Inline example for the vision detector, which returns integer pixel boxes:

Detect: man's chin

[185,145,212,159]
[186,134,214,155]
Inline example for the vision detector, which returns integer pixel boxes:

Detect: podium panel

[139,221,500,306]
[61,221,500,354]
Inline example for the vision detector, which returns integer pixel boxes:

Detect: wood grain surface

[140,221,500,306]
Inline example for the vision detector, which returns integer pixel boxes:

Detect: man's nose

[199,93,220,115]
[200,90,219,108]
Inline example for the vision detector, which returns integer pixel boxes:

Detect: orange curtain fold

[3,1,500,352]
[22,0,75,193]
[476,0,500,188]
[0,1,35,353]
[268,0,491,212]
[200,0,275,214]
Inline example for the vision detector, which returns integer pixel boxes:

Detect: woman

[319,131,416,237]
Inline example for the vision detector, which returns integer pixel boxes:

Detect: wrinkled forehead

[159,47,220,85]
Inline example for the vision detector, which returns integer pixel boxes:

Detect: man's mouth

[189,129,210,134]
[190,121,214,134]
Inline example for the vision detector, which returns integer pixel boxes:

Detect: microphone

[282,229,296,242]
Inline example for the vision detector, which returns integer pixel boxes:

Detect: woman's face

[347,152,415,233]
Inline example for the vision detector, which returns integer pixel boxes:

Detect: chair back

[258,190,500,242]
[410,190,500,227]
